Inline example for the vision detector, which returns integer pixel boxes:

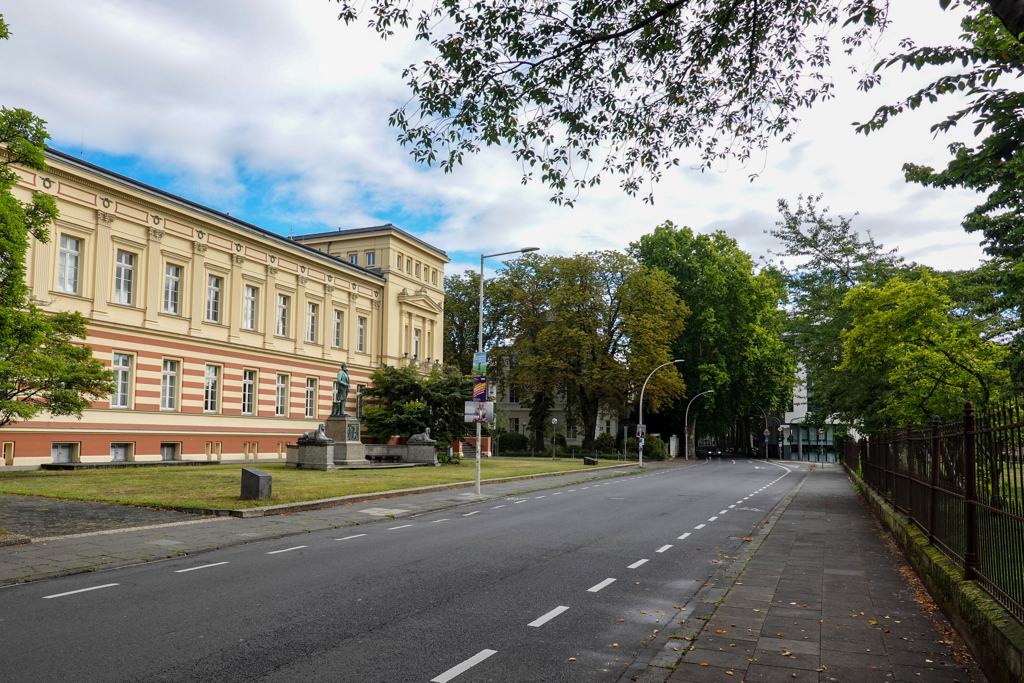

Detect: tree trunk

[988,0,1024,41]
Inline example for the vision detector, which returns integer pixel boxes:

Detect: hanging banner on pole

[473,377,487,401]
[472,352,487,377]
[464,401,494,425]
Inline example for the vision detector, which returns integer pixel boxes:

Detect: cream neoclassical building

[1,149,448,467]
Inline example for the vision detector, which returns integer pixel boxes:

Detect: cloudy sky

[1,1,988,275]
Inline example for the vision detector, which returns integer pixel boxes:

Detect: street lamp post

[638,359,684,467]
[551,418,557,458]
[684,390,714,460]
[475,247,539,495]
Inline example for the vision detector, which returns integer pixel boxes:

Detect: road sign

[763,428,770,436]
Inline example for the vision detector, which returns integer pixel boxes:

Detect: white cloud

[0,0,990,272]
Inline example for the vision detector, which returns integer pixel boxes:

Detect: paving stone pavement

[663,465,988,683]
[0,461,651,585]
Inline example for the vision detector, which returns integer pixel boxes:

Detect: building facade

[1,150,447,467]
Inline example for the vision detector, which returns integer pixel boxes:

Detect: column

[188,241,208,335]
[143,227,163,328]
[264,265,278,348]
[228,254,244,342]
[91,210,115,319]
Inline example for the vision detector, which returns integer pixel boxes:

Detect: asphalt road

[1,458,807,682]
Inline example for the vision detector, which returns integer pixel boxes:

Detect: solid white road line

[431,649,498,683]
[335,534,366,541]
[388,525,413,530]
[527,605,570,627]
[43,583,119,599]
[463,511,480,517]
[588,578,617,593]
[694,524,706,529]
[267,546,307,554]
[656,544,672,553]
[678,532,691,540]
[175,562,229,573]
[627,559,649,569]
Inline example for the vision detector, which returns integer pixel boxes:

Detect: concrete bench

[366,453,402,464]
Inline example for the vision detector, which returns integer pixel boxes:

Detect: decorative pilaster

[143,227,164,328]
[91,210,116,318]
[228,254,245,341]
[188,241,208,335]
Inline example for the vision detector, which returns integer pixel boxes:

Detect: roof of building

[292,224,449,260]
[44,148,387,283]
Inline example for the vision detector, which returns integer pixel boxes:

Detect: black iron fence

[844,401,1024,623]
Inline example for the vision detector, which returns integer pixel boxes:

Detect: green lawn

[0,458,618,510]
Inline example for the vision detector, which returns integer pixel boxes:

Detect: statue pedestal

[288,443,338,470]
[325,415,365,465]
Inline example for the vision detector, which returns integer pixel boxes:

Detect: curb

[165,463,638,518]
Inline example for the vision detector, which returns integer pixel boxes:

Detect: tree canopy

[361,364,471,448]
[629,222,794,446]
[489,251,686,450]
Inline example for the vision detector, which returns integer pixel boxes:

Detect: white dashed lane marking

[388,525,413,531]
[588,578,617,593]
[335,534,366,541]
[694,524,706,529]
[656,544,672,553]
[432,519,450,523]
[43,584,119,599]
[267,546,307,554]
[175,562,228,573]
[678,532,691,540]
[627,559,649,569]
[431,649,498,683]
[527,605,570,628]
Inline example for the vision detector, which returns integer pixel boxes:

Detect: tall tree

[768,195,907,431]
[839,272,1011,424]
[490,251,687,451]
[362,364,471,447]
[0,15,114,427]
[442,270,501,375]
[629,223,794,453]
[856,3,1024,378]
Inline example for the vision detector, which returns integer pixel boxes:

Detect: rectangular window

[366,252,376,267]
[161,360,179,410]
[432,269,437,285]
[58,235,81,294]
[243,285,258,330]
[406,259,411,273]
[111,353,131,408]
[397,255,403,270]
[242,369,256,415]
[275,374,288,417]
[206,275,222,323]
[114,250,134,305]
[415,263,421,277]
[306,302,318,343]
[305,378,317,418]
[510,417,520,433]
[348,253,358,265]
[357,316,366,353]
[163,263,181,314]
[276,295,289,336]
[204,365,220,413]
[413,329,421,359]
[333,310,343,348]
[508,385,518,403]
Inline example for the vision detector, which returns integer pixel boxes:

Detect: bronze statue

[331,363,351,417]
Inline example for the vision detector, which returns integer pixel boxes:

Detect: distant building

[2,149,447,466]
[493,382,620,452]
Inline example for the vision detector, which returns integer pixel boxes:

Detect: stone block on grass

[241,467,272,500]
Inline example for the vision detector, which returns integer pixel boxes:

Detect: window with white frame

[111,353,131,408]
[206,275,222,323]
[508,385,518,403]
[306,302,318,343]
[406,259,411,273]
[348,253,358,265]
[243,285,258,331]
[432,269,437,285]
[242,369,256,415]
[275,374,288,417]
[305,378,317,418]
[413,329,421,359]
[333,310,343,348]
[161,360,179,410]
[276,294,289,336]
[366,252,376,267]
[163,263,181,314]
[204,365,220,413]
[396,254,403,270]
[357,316,366,353]
[510,417,520,433]
[415,262,421,277]
[114,250,134,305]
[58,235,81,294]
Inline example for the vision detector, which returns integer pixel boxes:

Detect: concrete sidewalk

[660,464,986,683]
[0,461,651,586]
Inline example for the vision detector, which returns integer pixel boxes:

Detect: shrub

[593,432,616,453]
[497,432,529,451]
[626,435,668,460]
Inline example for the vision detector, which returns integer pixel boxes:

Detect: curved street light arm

[684,389,715,460]
[637,359,684,466]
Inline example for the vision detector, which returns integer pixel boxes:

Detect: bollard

[241,467,272,500]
